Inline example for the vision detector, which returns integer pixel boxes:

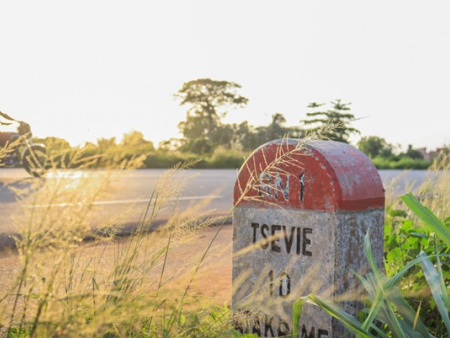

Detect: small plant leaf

[401,193,450,247]
[307,294,376,337]
[292,298,305,338]
[413,301,421,330]
[231,331,259,338]
[418,251,450,333]
[436,252,450,311]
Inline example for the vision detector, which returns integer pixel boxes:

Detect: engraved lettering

[269,270,291,298]
[319,329,329,337]
[296,227,301,255]
[269,270,274,296]
[234,309,292,336]
[302,228,313,256]
[261,224,270,249]
[274,173,289,201]
[302,325,315,338]
[279,272,291,298]
[278,319,290,336]
[251,222,259,244]
[258,172,272,199]
[271,224,281,253]
[249,223,313,257]
[252,316,261,335]
[283,225,295,254]
[299,173,305,201]
[264,315,275,337]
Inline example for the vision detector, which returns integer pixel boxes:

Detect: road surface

[0,168,438,248]
[0,169,238,247]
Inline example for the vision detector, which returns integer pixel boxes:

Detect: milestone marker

[232,139,385,337]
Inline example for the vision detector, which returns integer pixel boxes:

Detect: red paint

[234,139,385,211]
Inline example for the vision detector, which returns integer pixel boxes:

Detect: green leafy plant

[293,193,450,337]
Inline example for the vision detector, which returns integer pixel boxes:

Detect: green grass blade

[230,332,259,338]
[384,255,429,291]
[380,299,407,338]
[307,294,376,338]
[292,298,305,338]
[401,193,450,246]
[354,271,376,299]
[361,232,430,336]
[417,251,450,333]
[361,231,389,332]
[388,286,431,337]
[364,230,382,280]
[436,252,450,310]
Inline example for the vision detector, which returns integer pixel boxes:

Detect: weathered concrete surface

[232,139,385,337]
[232,208,384,336]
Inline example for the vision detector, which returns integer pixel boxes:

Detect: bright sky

[1,1,449,151]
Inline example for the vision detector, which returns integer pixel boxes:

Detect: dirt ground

[0,224,233,308]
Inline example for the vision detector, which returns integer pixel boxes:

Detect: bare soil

[0,224,233,307]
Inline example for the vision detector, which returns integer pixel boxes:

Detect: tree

[301,100,360,143]
[252,113,304,146]
[175,78,248,149]
[121,131,155,153]
[267,113,287,140]
[34,137,71,152]
[121,131,154,148]
[97,137,117,150]
[358,136,394,158]
[405,144,424,160]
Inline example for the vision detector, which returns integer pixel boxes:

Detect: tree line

[169,78,360,154]
[34,78,447,169]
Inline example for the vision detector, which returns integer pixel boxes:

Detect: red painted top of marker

[234,139,385,211]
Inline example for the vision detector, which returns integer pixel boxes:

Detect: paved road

[0,168,439,246]
[0,169,238,245]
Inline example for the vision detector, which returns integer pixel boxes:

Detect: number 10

[269,270,291,298]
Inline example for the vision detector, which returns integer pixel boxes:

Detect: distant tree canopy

[358,136,394,158]
[301,100,360,143]
[175,78,307,154]
[97,137,117,151]
[405,144,424,160]
[33,137,71,152]
[175,78,248,152]
[121,131,154,149]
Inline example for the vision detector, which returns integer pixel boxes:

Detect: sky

[1,1,449,151]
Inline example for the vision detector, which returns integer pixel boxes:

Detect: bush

[295,196,450,336]
[205,148,246,169]
[144,151,205,168]
[372,156,431,170]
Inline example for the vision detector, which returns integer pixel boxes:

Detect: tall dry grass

[0,150,233,337]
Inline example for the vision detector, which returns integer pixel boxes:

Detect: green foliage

[179,137,215,155]
[206,147,246,169]
[295,194,450,337]
[358,137,443,170]
[144,151,206,169]
[32,136,71,152]
[175,79,305,155]
[405,145,425,160]
[176,78,248,146]
[358,136,394,159]
[371,156,431,170]
[384,204,450,336]
[301,99,360,143]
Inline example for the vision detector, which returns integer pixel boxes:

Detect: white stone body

[232,206,384,337]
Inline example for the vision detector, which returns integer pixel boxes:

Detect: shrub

[294,193,450,337]
[371,156,431,170]
[206,148,246,169]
